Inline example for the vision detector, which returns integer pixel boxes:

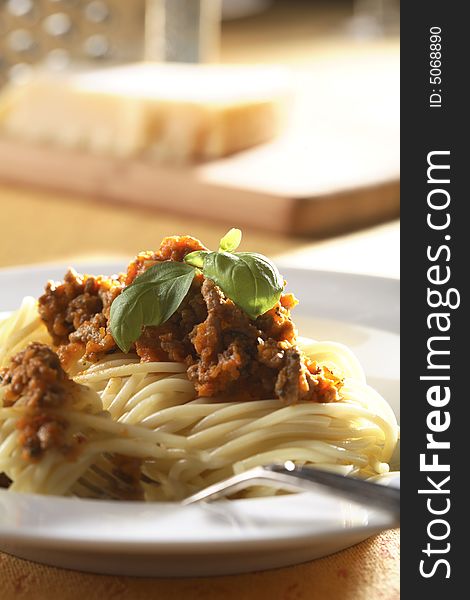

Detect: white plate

[0,263,399,577]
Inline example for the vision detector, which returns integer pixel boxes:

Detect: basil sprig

[185,231,284,320]
[110,261,195,352]
[110,229,284,352]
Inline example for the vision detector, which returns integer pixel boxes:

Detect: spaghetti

[0,234,399,501]
[0,300,398,500]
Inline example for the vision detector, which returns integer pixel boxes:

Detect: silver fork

[182,462,400,526]
[76,459,400,527]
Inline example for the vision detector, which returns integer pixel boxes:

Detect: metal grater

[0,0,220,88]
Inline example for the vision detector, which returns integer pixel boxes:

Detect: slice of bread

[0,62,288,162]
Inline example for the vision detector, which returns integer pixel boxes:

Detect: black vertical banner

[401,2,466,597]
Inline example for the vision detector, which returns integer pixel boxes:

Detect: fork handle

[183,463,400,526]
[266,464,400,523]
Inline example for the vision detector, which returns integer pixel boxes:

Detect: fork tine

[72,458,138,500]
[73,476,119,500]
[181,466,295,504]
[74,454,163,500]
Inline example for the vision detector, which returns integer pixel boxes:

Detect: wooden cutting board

[0,60,399,236]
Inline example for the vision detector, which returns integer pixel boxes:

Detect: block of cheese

[0,63,288,162]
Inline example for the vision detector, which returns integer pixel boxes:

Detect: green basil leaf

[184,250,209,269]
[202,251,283,319]
[109,284,156,353]
[110,261,195,352]
[126,260,193,286]
[218,228,242,253]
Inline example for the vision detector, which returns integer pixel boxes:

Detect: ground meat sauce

[125,235,207,285]
[0,343,84,461]
[1,345,144,497]
[38,268,123,365]
[186,279,341,402]
[37,236,342,404]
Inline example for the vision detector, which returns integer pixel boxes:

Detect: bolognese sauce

[0,343,81,460]
[37,236,343,404]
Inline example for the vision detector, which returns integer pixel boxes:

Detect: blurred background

[0,0,399,278]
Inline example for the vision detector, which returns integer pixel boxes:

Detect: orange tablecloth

[1,530,399,600]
